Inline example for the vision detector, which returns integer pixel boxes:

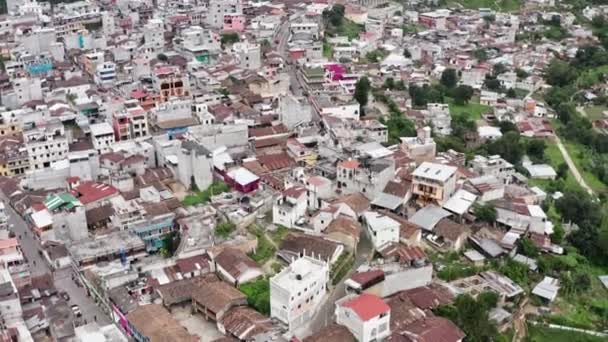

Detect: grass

[526,324,606,342]
[562,141,607,192]
[240,278,270,315]
[330,252,355,285]
[448,96,491,120]
[584,106,608,121]
[577,65,608,89]
[430,252,486,281]
[527,141,583,193]
[447,0,522,12]
[268,225,290,245]
[323,41,333,58]
[248,225,277,264]
[215,222,236,239]
[182,181,230,206]
[337,19,363,40]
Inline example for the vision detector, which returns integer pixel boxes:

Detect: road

[553,135,594,195]
[294,234,374,338]
[3,196,110,325]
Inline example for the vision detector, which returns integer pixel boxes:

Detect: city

[0,0,607,341]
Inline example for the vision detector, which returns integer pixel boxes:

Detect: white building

[336,293,391,342]
[12,77,43,107]
[144,19,165,50]
[94,62,117,87]
[363,211,400,249]
[425,103,451,136]
[319,101,360,121]
[400,126,436,163]
[412,162,458,205]
[232,42,261,70]
[177,140,213,191]
[470,155,514,184]
[290,22,320,39]
[90,122,115,155]
[23,121,69,170]
[207,0,242,28]
[270,256,329,331]
[273,186,307,228]
[279,95,313,129]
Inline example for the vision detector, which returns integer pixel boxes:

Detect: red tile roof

[349,269,385,287]
[72,181,118,205]
[338,159,360,169]
[283,186,306,198]
[341,293,390,321]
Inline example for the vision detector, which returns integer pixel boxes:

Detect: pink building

[223,14,246,32]
[325,64,346,82]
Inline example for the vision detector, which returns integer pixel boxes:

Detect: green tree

[354,76,371,115]
[440,68,458,89]
[157,53,168,62]
[403,48,411,58]
[452,85,474,105]
[526,139,546,162]
[493,63,508,76]
[221,32,240,46]
[506,88,517,98]
[436,294,499,341]
[488,131,524,164]
[518,237,540,258]
[474,48,488,61]
[473,203,497,224]
[384,77,395,89]
[515,68,529,79]
[545,59,578,87]
[215,222,236,238]
[499,259,529,286]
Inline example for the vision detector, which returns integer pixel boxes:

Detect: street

[3,196,110,325]
[294,234,374,338]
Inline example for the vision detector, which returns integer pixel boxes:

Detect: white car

[71,305,82,318]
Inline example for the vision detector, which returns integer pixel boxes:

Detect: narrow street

[553,135,594,195]
[294,234,374,338]
[3,196,110,325]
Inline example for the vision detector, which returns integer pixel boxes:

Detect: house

[400,317,466,342]
[177,140,213,191]
[126,304,196,342]
[213,248,263,287]
[433,219,471,251]
[371,180,412,212]
[89,122,115,155]
[464,175,505,202]
[278,233,344,265]
[303,323,355,342]
[335,293,391,342]
[400,127,437,163]
[470,155,514,184]
[272,186,307,229]
[363,211,400,250]
[218,306,277,341]
[325,215,362,251]
[223,167,260,193]
[412,162,457,205]
[192,281,247,322]
[270,256,329,331]
[71,181,119,210]
[336,158,395,200]
[532,276,560,303]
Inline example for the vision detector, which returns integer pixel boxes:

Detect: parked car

[71,305,82,318]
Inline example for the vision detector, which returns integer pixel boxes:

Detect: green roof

[44,193,80,211]
[303,67,325,78]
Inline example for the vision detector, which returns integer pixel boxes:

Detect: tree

[473,203,497,224]
[403,48,411,58]
[221,32,240,46]
[384,77,395,89]
[506,88,517,98]
[545,59,578,87]
[493,63,508,76]
[551,223,565,244]
[451,113,477,140]
[484,76,502,91]
[157,53,168,62]
[515,68,529,79]
[482,15,496,24]
[440,68,458,89]
[323,4,345,27]
[498,120,518,134]
[499,259,529,286]
[452,85,474,105]
[215,222,236,238]
[526,139,546,162]
[556,162,568,179]
[488,131,524,164]
[354,77,370,114]
[474,48,488,61]
[436,294,499,341]
[518,237,540,258]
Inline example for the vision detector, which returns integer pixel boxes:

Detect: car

[59,291,70,302]
[71,305,82,318]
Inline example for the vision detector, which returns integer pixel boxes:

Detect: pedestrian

[94,315,97,322]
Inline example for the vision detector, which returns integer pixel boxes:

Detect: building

[112,103,149,141]
[270,256,329,331]
[335,293,391,342]
[152,65,190,102]
[23,120,69,170]
[192,281,247,322]
[213,248,263,286]
[363,211,400,250]
[232,42,261,70]
[126,304,196,342]
[412,162,458,205]
[94,62,116,88]
[90,122,115,155]
[425,103,451,136]
[177,140,213,191]
[207,0,243,28]
[400,127,436,163]
[470,155,514,184]
[336,158,395,200]
[273,186,307,229]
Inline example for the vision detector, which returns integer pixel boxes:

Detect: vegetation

[268,225,290,244]
[215,222,236,239]
[248,225,277,264]
[182,182,230,206]
[525,323,606,342]
[240,278,270,315]
[354,76,371,116]
[373,89,416,144]
[431,252,485,281]
[323,5,363,40]
[330,252,355,285]
[221,33,240,46]
[159,232,180,258]
[448,98,491,120]
[473,203,497,224]
[435,294,501,341]
[447,0,522,12]
[365,48,388,63]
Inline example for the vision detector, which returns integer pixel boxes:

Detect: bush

[215,222,236,239]
[240,278,270,315]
